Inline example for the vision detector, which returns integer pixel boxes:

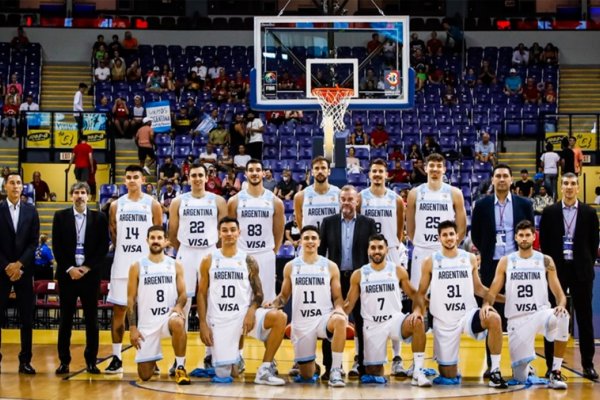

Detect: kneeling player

[198,217,287,385]
[419,220,507,388]
[483,220,569,390]
[344,233,431,387]
[127,225,190,385]
[270,225,348,387]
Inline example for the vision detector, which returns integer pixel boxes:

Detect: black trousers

[246,141,263,161]
[545,266,595,370]
[322,269,365,375]
[0,274,34,363]
[57,274,100,365]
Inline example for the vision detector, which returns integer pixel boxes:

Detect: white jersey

[236,189,275,254]
[137,256,178,330]
[429,249,478,324]
[360,188,401,247]
[301,184,340,230]
[504,250,550,319]
[206,249,252,325]
[413,183,456,249]
[291,256,333,327]
[360,262,403,324]
[177,192,219,248]
[112,193,155,279]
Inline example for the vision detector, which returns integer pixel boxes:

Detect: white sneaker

[411,369,432,387]
[143,165,151,175]
[406,363,415,377]
[237,356,245,373]
[348,356,359,377]
[391,356,408,377]
[328,368,346,387]
[254,364,285,386]
[548,370,567,390]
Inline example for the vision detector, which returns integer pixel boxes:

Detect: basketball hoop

[312,86,354,132]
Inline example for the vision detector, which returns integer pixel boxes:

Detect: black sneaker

[204,355,213,369]
[105,356,123,374]
[169,360,177,377]
[483,368,491,379]
[488,369,508,389]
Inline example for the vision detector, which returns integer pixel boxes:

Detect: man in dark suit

[0,172,40,374]
[540,173,599,380]
[53,182,109,374]
[471,163,534,375]
[318,185,377,379]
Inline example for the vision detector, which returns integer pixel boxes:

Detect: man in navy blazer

[0,172,40,374]
[471,163,534,374]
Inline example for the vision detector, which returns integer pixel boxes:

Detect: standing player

[169,162,226,371]
[357,159,407,376]
[106,165,162,373]
[294,156,340,231]
[344,234,430,387]
[483,220,569,389]
[198,217,288,385]
[406,153,466,289]
[227,159,285,303]
[126,226,190,384]
[418,220,507,388]
[270,225,348,387]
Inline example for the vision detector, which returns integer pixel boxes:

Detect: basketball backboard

[251,15,414,111]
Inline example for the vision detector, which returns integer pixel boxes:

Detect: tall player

[294,156,340,230]
[406,153,466,289]
[169,162,226,371]
[483,220,569,389]
[344,234,430,387]
[227,159,285,303]
[126,225,190,385]
[357,159,407,375]
[198,217,288,385]
[418,220,507,388]
[106,165,162,373]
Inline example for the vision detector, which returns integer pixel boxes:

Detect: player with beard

[483,220,569,389]
[419,220,507,388]
[126,225,190,384]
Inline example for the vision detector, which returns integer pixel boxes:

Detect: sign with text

[145,101,172,133]
[545,131,597,150]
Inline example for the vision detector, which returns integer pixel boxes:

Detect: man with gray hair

[475,131,496,165]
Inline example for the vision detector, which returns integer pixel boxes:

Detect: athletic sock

[206,347,212,356]
[332,352,343,370]
[260,362,271,370]
[392,340,400,358]
[414,352,425,371]
[490,354,501,372]
[176,356,185,368]
[552,357,563,371]
[112,344,122,359]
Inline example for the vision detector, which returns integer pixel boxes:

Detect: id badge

[562,236,574,260]
[75,243,85,266]
[495,229,506,246]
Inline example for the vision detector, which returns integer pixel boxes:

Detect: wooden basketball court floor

[0,329,598,399]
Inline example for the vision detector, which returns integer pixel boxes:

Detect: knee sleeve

[512,363,529,383]
[215,365,232,378]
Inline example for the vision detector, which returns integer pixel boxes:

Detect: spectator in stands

[73,83,87,136]
[33,233,54,281]
[411,48,428,69]
[208,59,223,81]
[543,82,557,104]
[94,60,111,83]
[135,117,155,175]
[366,32,381,54]
[297,170,311,191]
[388,160,410,184]
[7,73,23,96]
[522,77,541,104]
[109,50,125,69]
[348,121,368,145]
[369,121,389,148]
[359,68,378,91]
[146,66,165,93]
[205,166,223,195]
[410,158,427,184]
[111,97,130,137]
[409,33,426,56]
[5,85,21,108]
[145,183,157,200]
[160,179,178,222]
[173,107,192,136]
[217,145,233,172]
[110,58,126,82]
[263,167,277,192]
[233,144,251,172]
[194,108,218,137]
[30,171,50,202]
[284,110,303,124]
[284,216,301,249]
[94,44,106,64]
[230,70,249,101]
[428,65,444,85]
[92,34,105,54]
[158,156,180,188]
[560,136,575,174]
[164,71,178,93]
[65,135,93,183]
[540,142,560,199]
[541,43,558,65]
[108,34,122,57]
[512,43,530,66]
[121,31,138,56]
[184,97,200,128]
[569,136,584,175]
[532,186,553,215]
[222,169,241,199]
[442,20,464,54]
[443,69,457,88]
[529,42,543,65]
[0,166,9,193]
[442,85,458,106]
[477,60,496,85]
[278,71,295,91]
[503,68,523,96]
[382,38,397,65]
[230,113,246,155]
[129,95,145,133]
[274,169,297,201]
[199,143,218,169]
[464,67,477,88]
[1,96,19,139]
[11,26,29,51]
[126,60,142,82]
[184,71,202,91]
[414,63,427,91]
[346,146,361,173]
[245,110,264,160]
[475,131,496,165]
[408,143,423,162]
[513,169,534,198]
[191,57,207,83]
[19,93,39,113]
[427,31,443,56]
[388,146,405,161]
[0,76,5,105]
[212,80,231,105]
[422,135,442,157]
[594,186,600,205]
[208,120,229,149]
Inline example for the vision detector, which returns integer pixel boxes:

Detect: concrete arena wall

[0,27,599,64]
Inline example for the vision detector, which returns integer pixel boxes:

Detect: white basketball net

[312,87,354,133]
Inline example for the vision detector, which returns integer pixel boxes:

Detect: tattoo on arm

[127,302,138,326]
[247,256,264,308]
[544,255,556,271]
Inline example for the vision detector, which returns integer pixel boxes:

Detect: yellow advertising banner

[25,129,52,148]
[545,131,597,150]
[85,130,107,149]
[582,166,600,203]
[54,130,78,149]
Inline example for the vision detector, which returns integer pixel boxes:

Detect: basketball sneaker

[548,370,567,390]
[348,355,359,377]
[168,360,176,377]
[237,356,245,373]
[411,369,432,387]
[488,369,508,389]
[391,356,408,377]
[105,356,123,374]
[254,364,285,386]
[204,354,213,369]
[328,368,346,387]
[175,366,191,385]
[288,362,300,376]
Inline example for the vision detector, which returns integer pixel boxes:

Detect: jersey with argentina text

[429,249,478,324]
[302,184,340,230]
[206,249,252,325]
[504,250,550,319]
[360,188,401,248]
[291,256,333,329]
[177,192,219,248]
[236,189,275,254]
[360,261,404,324]
[112,193,155,279]
[137,256,178,330]
[413,183,455,249]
